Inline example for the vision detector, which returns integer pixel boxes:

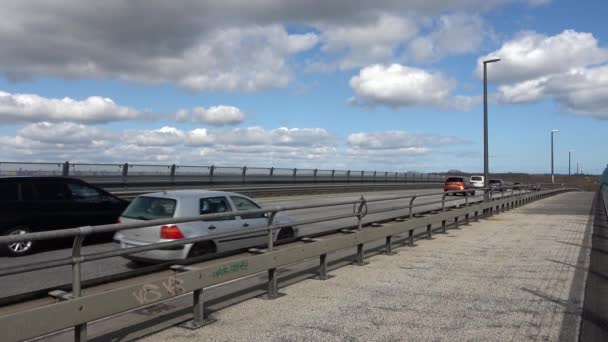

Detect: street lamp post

[551,129,559,183]
[483,58,500,201]
[569,150,574,176]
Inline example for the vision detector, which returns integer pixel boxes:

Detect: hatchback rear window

[471,176,482,181]
[122,196,176,220]
[446,177,464,182]
[0,183,18,201]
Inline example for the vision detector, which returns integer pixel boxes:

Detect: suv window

[231,196,265,219]
[68,182,102,202]
[122,196,176,220]
[200,196,234,221]
[34,182,71,201]
[471,176,483,181]
[0,183,18,201]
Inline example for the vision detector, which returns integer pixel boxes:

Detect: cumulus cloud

[0,91,150,123]
[497,66,608,118]
[476,30,608,83]
[408,13,487,63]
[19,122,114,145]
[175,106,245,126]
[485,30,608,118]
[349,64,476,110]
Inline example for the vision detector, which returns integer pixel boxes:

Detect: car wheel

[276,227,295,242]
[4,226,35,257]
[187,241,216,258]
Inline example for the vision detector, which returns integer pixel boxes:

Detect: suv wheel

[4,226,34,256]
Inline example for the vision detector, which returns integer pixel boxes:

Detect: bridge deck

[137,192,594,342]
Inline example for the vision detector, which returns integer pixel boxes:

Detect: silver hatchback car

[113,190,295,262]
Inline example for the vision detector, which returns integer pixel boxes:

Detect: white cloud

[347,131,467,150]
[486,30,608,118]
[349,64,475,110]
[175,106,245,126]
[0,91,150,123]
[408,13,487,63]
[19,122,114,145]
[476,30,608,83]
[124,127,186,147]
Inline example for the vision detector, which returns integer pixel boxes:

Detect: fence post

[122,163,129,185]
[241,166,247,184]
[384,171,388,183]
[313,168,318,183]
[347,170,351,183]
[209,165,215,183]
[331,169,335,183]
[170,164,176,184]
[62,161,70,177]
[293,168,297,183]
[373,171,376,183]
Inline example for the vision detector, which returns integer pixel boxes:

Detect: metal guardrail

[0,161,447,187]
[0,185,570,342]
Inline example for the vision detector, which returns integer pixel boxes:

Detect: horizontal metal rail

[0,187,572,342]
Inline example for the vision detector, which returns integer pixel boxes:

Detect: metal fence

[0,161,448,186]
[0,185,572,342]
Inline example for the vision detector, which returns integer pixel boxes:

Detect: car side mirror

[263,212,270,218]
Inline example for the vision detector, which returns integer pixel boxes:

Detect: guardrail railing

[0,185,570,342]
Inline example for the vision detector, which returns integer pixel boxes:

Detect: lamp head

[483,58,501,64]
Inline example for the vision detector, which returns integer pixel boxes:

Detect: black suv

[0,177,128,256]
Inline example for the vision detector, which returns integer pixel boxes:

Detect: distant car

[443,177,475,196]
[470,175,485,188]
[0,176,128,256]
[512,182,521,190]
[113,190,296,262]
[488,179,507,192]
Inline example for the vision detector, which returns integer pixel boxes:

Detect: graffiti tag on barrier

[132,276,185,305]
[212,260,249,278]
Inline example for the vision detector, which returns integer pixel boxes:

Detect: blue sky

[0,0,606,174]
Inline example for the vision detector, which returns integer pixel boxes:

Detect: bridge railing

[0,161,450,186]
[0,185,571,342]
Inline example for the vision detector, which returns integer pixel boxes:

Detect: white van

[470,175,484,188]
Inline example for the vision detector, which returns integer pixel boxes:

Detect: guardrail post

[441,220,447,233]
[269,167,274,177]
[293,168,297,183]
[384,171,388,183]
[347,170,351,183]
[408,229,414,247]
[264,211,283,299]
[442,193,448,211]
[360,170,364,183]
[209,165,215,183]
[331,169,335,183]
[314,253,332,280]
[426,224,432,239]
[465,214,470,225]
[62,161,70,176]
[355,197,368,266]
[454,216,459,229]
[313,168,318,183]
[385,236,395,255]
[72,234,87,342]
[373,171,376,183]
[242,166,247,184]
[475,211,479,221]
[409,196,417,218]
[465,191,469,206]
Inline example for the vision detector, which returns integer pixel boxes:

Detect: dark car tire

[3,226,35,257]
[188,241,217,258]
[276,227,295,242]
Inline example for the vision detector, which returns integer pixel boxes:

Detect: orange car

[443,177,475,195]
